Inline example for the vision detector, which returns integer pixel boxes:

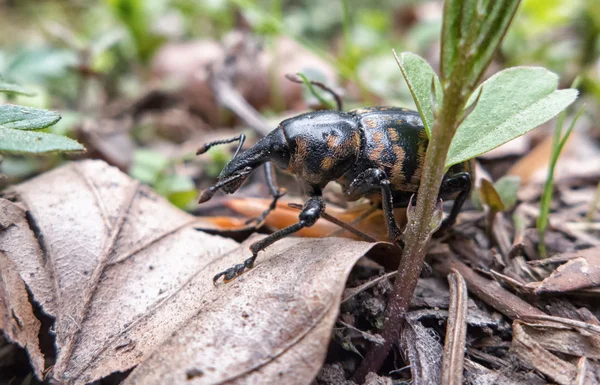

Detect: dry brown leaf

[124,236,375,385]
[517,323,600,359]
[511,320,598,385]
[222,197,406,241]
[0,251,44,378]
[0,160,376,385]
[526,247,600,294]
[506,134,556,185]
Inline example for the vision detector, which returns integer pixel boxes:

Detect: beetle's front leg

[213,195,325,283]
[346,168,402,243]
[245,161,287,227]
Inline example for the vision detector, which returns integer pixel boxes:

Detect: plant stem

[354,78,464,382]
[354,1,521,380]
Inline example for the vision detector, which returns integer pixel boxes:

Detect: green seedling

[537,104,586,256]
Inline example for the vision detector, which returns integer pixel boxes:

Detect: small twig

[575,357,589,385]
[436,256,545,320]
[288,203,376,242]
[212,74,271,136]
[441,269,468,385]
[342,271,397,304]
[337,320,385,345]
[520,314,600,335]
[285,73,343,111]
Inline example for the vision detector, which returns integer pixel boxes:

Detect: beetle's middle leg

[213,195,324,283]
[438,171,472,232]
[347,168,402,243]
[245,161,287,227]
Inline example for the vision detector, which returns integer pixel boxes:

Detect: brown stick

[441,269,468,385]
[437,256,545,320]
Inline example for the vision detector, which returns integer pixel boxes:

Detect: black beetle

[198,106,473,282]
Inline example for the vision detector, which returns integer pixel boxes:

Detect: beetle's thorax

[278,110,362,187]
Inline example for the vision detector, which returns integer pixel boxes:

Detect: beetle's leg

[213,195,325,283]
[245,161,287,227]
[347,168,402,243]
[438,172,472,232]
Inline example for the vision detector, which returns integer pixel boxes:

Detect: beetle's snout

[199,166,252,203]
[220,168,250,193]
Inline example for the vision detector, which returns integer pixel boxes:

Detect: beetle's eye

[267,129,290,169]
[270,142,290,169]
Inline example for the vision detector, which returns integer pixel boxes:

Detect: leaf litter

[2,147,600,385]
[0,160,378,384]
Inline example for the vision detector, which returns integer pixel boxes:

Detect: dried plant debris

[511,320,600,385]
[525,246,600,293]
[0,160,377,385]
[0,251,44,378]
[441,270,468,385]
[400,316,443,385]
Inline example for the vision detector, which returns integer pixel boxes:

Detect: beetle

[198,106,473,283]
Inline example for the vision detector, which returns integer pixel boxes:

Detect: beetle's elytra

[198,106,473,282]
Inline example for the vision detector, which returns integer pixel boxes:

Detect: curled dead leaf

[0,251,44,378]
[0,160,378,385]
[525,247,600,294]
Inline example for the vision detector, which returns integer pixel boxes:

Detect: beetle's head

[199,129,290,203]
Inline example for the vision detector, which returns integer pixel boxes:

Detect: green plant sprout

[0,78,84,154]
[355,0,578,380]
[293,72,338,110]
[537,103,586,256]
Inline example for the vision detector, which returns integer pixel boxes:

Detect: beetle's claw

[213,258,256,284]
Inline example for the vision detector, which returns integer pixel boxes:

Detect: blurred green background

[0,0,598,208]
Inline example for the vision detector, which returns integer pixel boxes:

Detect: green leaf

[446,67,578,168]
[394,51,442,139]
[0,104,61,130]
[441,0,521,92]
[0,79,35,96]
[0,127,84,153]
[155,173,197,209]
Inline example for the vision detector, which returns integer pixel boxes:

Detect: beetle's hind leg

[213,195,325,283]
[346,168,402,243]
[438,171,472,233]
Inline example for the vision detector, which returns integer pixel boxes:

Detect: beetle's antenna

[196,133,246,156]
